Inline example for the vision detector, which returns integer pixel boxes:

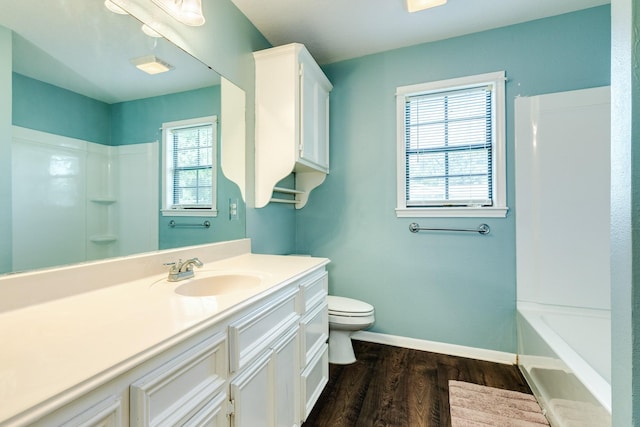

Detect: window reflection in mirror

[0,0,245,274]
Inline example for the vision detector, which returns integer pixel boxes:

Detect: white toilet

[327,295,375,364]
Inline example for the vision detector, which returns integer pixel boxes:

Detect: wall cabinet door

[299,57,330,171]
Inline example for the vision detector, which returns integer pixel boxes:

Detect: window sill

[161,209,218,217]
[395,206,509,218]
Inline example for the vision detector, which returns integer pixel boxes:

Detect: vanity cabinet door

[182,391,229,427]
[229,324,300,427]
[229,351,273,427]
[297,269,329,423]
[228,287,299,373]
[272,326,301,427]
[300,302,328,368]
[301,344,329,421]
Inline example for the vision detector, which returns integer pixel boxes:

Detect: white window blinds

[170,124,213,208]
[404,85,494,207]
[161,115,217,216]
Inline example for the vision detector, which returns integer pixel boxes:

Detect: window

[161,116,217,217]
[396,71,508,218]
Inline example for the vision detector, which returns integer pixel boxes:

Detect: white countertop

[0,249,328,425]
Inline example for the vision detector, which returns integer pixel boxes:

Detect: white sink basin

[174,273,264,297]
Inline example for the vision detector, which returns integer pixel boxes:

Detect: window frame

[395,71,508,218]
[161,115,218,217]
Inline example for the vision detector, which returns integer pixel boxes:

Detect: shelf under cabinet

[89,235,117,243]
[90,197,117,205]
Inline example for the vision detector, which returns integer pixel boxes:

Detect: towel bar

[409,222,490,235]
[168,220,211,229]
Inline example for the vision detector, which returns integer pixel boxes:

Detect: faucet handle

[163,260,180,272]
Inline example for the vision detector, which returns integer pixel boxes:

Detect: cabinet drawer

[298,270,327,314]
[301,344,328,421]
[229,286,299,372]
[300,302,328,367]
[130,332,227,427]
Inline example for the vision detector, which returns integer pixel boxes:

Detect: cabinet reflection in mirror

[0,0,245,274]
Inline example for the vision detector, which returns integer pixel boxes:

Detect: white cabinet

[297,271,329,422]
[19,266,329,427]
[254,43,333,209]
[130,332,228,426]
[272,327,301,427]
[229,286,301,427]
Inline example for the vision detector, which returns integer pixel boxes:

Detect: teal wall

[4,0,287,269]
[12,73,111,145]
[296,6,611,352]
[111,86,245,248]
[115,0,290,255]
[111,86,219,146]
[249,174,296,255]
[12,75,244,251]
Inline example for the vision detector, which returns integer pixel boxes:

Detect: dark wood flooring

[303,340,532,427]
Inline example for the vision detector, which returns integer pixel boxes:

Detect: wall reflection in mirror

[0,0,246,274]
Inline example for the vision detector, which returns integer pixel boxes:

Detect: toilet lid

[327,295,374,315]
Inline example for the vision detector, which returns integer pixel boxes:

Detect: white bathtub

[517,302,611,427]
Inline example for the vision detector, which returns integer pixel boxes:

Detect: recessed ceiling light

[130,55,173,75]
[406,0,447,13]
[150,0,206,26]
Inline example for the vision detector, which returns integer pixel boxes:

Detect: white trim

[396,71,508,218]
[395,71,507,96]
[351,331,517,365]
[161,209,218,217]
[161,115,218,215]
[396,206,508,218]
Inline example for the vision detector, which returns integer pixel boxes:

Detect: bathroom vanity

[0,239,329,427]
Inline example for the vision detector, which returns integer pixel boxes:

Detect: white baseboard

[351,331,517,365]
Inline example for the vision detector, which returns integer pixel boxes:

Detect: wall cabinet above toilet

[254,43,333,209]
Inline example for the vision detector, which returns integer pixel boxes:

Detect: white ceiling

[0,0,217,104]
[231,0,610,65]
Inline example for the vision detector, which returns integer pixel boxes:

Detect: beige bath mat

[449,380,550,426]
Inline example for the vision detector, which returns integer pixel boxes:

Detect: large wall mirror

[0,0,246,274]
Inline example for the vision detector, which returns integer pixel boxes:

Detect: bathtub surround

[610,0,639,424]
[0,28,12,273]
[518,304,611,425]
[296,6,611,354]
[11,127,158,271]
[6,74,243,266]
[514,87,611,423]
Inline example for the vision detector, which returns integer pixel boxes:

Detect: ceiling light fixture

[130,55,174,75]
[104,0,129,14]
[405,0,447,13]
[141,24,163,38]
[150,0,205,26]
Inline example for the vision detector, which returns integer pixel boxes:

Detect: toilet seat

[327,295,374,317]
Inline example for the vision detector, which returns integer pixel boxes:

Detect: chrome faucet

[165,257,203,282]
